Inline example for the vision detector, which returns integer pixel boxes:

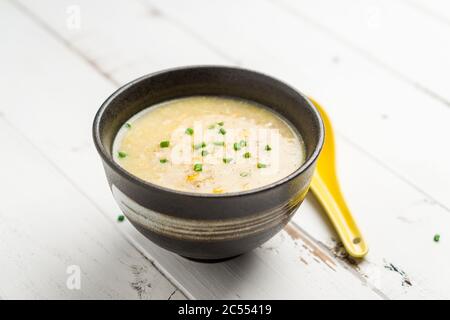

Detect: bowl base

[180,254,242,263]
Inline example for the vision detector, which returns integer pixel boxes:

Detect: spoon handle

[310,174,368,258]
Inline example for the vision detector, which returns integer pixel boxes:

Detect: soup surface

[113,96,305,193]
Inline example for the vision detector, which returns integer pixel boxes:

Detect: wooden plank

[277,0,450,104]
[14,0,450,299]
[324,137,448,299]
[10,0,226,82]
[2,0,382,299]
[122,219,386,299]
[0,117,184,299]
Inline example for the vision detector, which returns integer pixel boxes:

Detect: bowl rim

[93,65,324,199]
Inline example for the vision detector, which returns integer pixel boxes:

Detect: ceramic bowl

[93,66,324,261]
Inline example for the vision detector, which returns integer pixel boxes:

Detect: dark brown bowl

[93,66,324,261]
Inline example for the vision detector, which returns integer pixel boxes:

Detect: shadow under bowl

[93,66,324,261]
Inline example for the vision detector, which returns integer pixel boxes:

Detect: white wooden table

[1,0,449,300]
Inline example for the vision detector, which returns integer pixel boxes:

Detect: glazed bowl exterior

[93,66,324,261]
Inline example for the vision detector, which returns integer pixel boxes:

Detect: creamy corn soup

[113,96,305,193]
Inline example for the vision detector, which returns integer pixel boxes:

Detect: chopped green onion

[118,151,127,158]
[217,121,224,126]
[185,128,194,135]
[213,141,225,146]
[223,158,232,164]
[243,152,251,158]
[201,150,208,157]
[265,145,272,151]
[239,140,247,147]
[193,163,203,172]
[434,234,440,242]
[233,142,241,151]
[124,123,132,129]
[257,163,267,169]
[240,172,249,177]
[117,215,125,222]
[219,128,226,135]
[194,142,207,150]
[208,124,216,130]
[159,158,168,164]
[160,140,170,148]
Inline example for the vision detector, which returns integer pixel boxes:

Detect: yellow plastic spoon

[309,97,368,258]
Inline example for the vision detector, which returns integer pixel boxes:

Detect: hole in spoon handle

[311,175,368,258]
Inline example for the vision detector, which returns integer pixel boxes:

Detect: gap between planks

[287,222,389,300]
[8,0,120,87]
[264,0,450,213]
[270,0,450,109]
[401,0,450,28]
[339,134,450,213]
